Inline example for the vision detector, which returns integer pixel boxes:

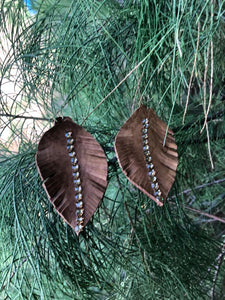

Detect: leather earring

[114,105,178,206]
[36,117,108,235]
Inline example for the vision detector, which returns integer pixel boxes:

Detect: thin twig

[210,243,225,300]
[183,22,200,124]
[0,113,52,122]
[200,40,214,133]
[206,122,214,169]
[200,40,214,169]
[205,41,214,128]
[170,178,225,197]
[168,178,225,224]
[183,206,225,224]
[132,68,144,113]
[201,42,210,130]
[169,200,225,224]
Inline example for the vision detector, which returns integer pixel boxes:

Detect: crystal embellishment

[65,130,84,234]
[141,118,163,203]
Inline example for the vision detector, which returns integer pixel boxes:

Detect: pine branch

[1,0,224,298]
[0,113,52,122]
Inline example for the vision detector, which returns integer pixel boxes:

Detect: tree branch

[0,113,53,122]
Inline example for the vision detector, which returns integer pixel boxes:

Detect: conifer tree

[0,1,225,299]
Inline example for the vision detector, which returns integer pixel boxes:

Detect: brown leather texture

[114,105,178,206]
[36,117,108,233]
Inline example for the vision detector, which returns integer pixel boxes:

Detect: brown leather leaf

[114,105,178,206]
[36,117,108,235]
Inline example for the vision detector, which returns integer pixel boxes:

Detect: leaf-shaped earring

[36,117,108,235]
[114,105,178,206]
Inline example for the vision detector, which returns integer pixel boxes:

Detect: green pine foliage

[0,0,225,299]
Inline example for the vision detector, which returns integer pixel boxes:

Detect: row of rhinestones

[141,118,163,203]
[65,131,84,234]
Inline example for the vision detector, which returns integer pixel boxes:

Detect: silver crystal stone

[142,128,148,134]
[146,156,152,162]
[142,118,149,124]
[67,138,74,145]
[74,185,82,193]
[76,201,83,208]
[77,216,84,224]
[69,151,76,157]
[73,178,81,185]
[67,145,74,151]
[144,150,150,156]
[72,164,79,172]
[65,132,72,138]
[143,139,148,145]
[71,157,78,164]
[72,171,80,179]
[150,169,156,176]
[75,224,83,233]
[143,123,150,129]
[142,134,148,140]
[75,193,82,201]
[76,209,84,217]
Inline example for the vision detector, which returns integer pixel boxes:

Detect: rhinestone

[75,224,83,233]
[142,134,148,140]
[69,151,76,157]
[142,128,148,134]
[143,123,150,129]
[149,163,154,169]
[76,209,84,217]
[75,185,82,193]
[75,193,82,201]
[72,171,80,179]
[144,150,151,156]
[77,217,84,224]
[67,138,74,145]
[146,156,152,162]
[74,178,81,185]
[72,164,79,172]
[155,197,160,202]
[142,118,149,124]
[65,132,72,138]
[143,145,149,151]
[152,176,157,182]
[148,170,155,177]
[143,139,148,145]
[157,190,162,196]
[151,183,155,189]
[71,157,78,164]
[154,191,158,196]
[67,145,74,151]
[150,169,156,176]
[155,182,159,190]
[76,201,83,208]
